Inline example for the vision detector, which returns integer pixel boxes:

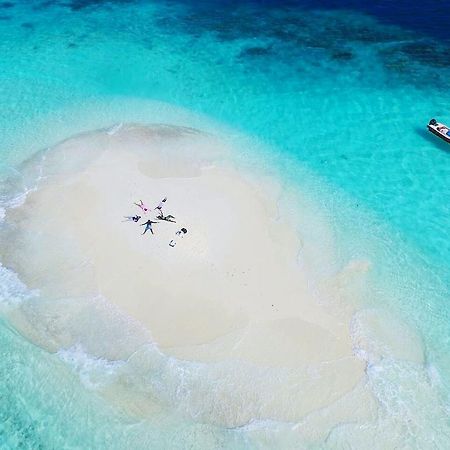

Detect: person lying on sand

[156,212,176,223]
[134,200,150,214]
[123,215,141,223]
[140,219,158,235]
[169,228,187,247]
[154,197,167,214]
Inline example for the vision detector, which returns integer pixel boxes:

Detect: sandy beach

[1,124,369,427]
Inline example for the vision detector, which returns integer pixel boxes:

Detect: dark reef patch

[379,40,450,72]
[331,50,354,61]
[0,2,14,8]
[162,3,450,88]
[32,1,59,11]
[166,4,408,48]
[399,42,450,68]
[15,0,450,91]
[165,0,450,43]
[64,0,136,11]
[336,23,403,44]
[239,46,273,58]
[381,56,411,73]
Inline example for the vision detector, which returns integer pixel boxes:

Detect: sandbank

[1,124,368,426]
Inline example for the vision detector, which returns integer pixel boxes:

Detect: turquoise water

[0,1,449,448]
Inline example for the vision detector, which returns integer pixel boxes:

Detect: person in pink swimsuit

[134,200,150,214]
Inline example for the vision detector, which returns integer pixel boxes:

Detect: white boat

[427,119,450,144]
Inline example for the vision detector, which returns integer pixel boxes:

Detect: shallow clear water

[0,1,449,448]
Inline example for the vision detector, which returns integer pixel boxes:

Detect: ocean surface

[0,1,449,448]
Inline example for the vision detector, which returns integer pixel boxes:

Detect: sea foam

[57,344,125,390]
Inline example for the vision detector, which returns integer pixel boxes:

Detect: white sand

[2,124,369,426]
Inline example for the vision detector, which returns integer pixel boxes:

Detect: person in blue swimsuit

[141,219,158,235]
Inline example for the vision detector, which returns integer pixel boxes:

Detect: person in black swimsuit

[156,212,176,223]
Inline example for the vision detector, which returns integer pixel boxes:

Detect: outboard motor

[429,118,437,126]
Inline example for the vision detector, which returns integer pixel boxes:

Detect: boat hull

[427,125,450,143]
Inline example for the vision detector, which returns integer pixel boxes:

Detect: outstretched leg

[141,222,150,234]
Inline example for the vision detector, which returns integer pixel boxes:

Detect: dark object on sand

[169,228,188,247]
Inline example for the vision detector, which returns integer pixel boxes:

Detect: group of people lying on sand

[123,197,187,247]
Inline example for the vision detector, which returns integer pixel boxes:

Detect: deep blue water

[54,0,450,42]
